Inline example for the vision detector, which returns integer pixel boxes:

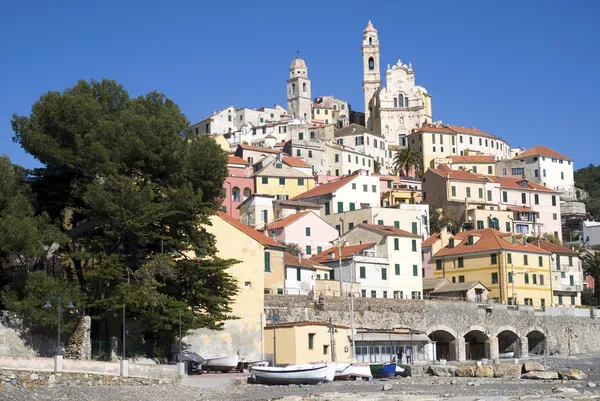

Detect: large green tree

[0,155,67,309]
[7,79,239,357]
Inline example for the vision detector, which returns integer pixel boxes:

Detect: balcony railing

[555,284,582,292]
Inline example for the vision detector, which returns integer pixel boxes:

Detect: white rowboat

[203,354,240,371]
[251,363,335,385]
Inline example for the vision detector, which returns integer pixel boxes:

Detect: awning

[354,332,431,343]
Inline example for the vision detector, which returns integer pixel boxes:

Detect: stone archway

[526,330,546,355]
[428,326,458,361]
[497,330,520,358]
[463,329,489,360]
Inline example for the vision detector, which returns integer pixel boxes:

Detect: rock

[552,387,579,394]
[522,362,545,373]
[29,373,39,380]
[494,364,522,378]
[456,366,476,377]
[10,379,17,387]
[522,371,559,380]
[382,383,393,391]
[588,382,597,388]
[428,365,457,377]
[48,374,56,387]
[467,382,480,387]
[474,365,494,377]
[559,369,588,381]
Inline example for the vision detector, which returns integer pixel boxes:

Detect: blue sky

[1,0,598,169]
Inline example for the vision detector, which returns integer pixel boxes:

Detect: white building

[191,105,288,136]
[331,205,430,239]
[362,21,432,145]
[496,145,576,201]
[334,124,393,174]
[325,143,375,177]
[284,252,332,295]
[238,194,275,229]
[314,96,350,128]
[312,224,423,299]
[291,170,380,223]
[582,220,600,248]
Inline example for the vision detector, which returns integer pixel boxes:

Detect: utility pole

[338,219,344,296]
[328,318,337,362]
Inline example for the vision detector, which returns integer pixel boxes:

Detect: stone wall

[264,295,600,359]
[0,370,175,389]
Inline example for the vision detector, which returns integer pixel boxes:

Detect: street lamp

[44,297,75,355]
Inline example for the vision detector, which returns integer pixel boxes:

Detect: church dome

[364,20,377,33]
[290,57,307,70]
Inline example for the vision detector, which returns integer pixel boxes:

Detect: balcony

[554,284,582,293]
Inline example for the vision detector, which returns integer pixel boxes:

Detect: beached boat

[369,362,396,378]
[347,363,373,379]
[251,363,335,385]
[333,362,352,380]
[203,354,240,372]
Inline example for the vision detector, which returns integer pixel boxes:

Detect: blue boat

[369,362,396,378]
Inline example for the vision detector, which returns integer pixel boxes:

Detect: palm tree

[393,148,421,177]
[582,251,600,305]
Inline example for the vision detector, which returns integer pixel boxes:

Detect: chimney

[298,253,302,263]
[440,226,450,246]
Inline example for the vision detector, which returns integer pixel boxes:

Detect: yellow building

[195,212,285,360]
[254,158,315,200]
[210,134,230,150]
[431,228,553,307]
[264,321,351,365]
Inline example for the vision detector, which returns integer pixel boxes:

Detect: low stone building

[423,277,489,303]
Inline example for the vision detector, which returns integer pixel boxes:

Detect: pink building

[260,211,339,257]
[221,156,255,219]
[421,233,440,278]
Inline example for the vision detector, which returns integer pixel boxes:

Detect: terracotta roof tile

[261,211,312,231]
[448,155,495,163]
[283,156,311,168]
[227,155,249,166]
[513,145,572,161]
[536,239,579,255]
[238,144,281,154]
[311,242,377,263]
[430,168,486,182]
[215,211,284,249]
[358,224,421,238]
[422,233,440,247]
[433,228,551,258]
[291,173,359,200]
[486,176,556,192]
[284,252,330,270]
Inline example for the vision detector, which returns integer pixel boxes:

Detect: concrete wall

[264,295,600,359]
[0,356,179,379]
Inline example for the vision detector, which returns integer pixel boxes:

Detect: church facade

[362,21,432,146]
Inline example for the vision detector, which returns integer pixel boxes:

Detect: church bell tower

[362,20,381,129]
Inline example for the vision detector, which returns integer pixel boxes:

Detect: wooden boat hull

[203,355,240,371]
[369,362,396,378]
[251,363,334,385]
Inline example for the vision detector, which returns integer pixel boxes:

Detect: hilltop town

[180,21,597,365]
[2,18,600,401]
